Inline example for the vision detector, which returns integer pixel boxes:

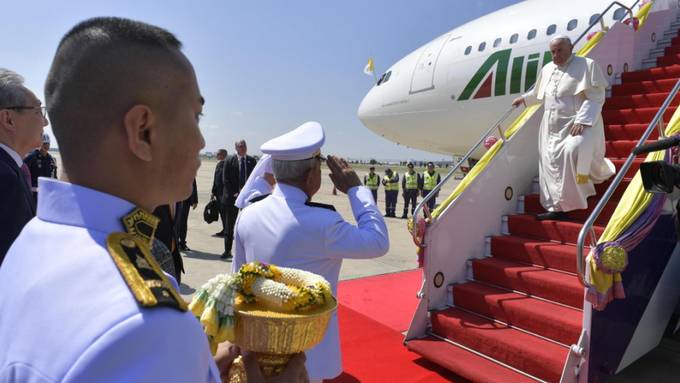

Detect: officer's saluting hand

[327,155,361,194]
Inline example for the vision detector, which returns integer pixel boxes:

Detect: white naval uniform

[523,54,615,212]
[0,178,220,383]
[232,183,389,380]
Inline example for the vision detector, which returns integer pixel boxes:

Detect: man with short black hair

[421,161,441,210]
[211,148,228,235]
[364,166,380,203]
[401,162,420,218]
[0,18,306,383]
[0,68,46,264]
[221,139,256,259]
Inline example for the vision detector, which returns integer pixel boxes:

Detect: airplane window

[546,24,557,35]
[376,73,385,86]
[527,29,537,40]
[478,42,486,52]
[589,13,600,25]
[510,33,518,44]
[383,71,392,83]
[493,38,502,48]
[613,8,626,21]
[567,19,578,31]
[465,45,472,55]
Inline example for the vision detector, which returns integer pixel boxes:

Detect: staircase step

[432,307,568,382]
[665,45,680,56]
[471,258,583,308]
[622,64,680,82]
[506,214,604,245]
[406,336,538,383]
[611,158,645,177]
[522,194,619,226]
[657,54,680,67]
[611,78,678,97]
[603,92,680,110]
[601,106,675,125]
[490,235,577,273]
[453,281,582,345]
[605,123,660,140]
[606,139,654,157]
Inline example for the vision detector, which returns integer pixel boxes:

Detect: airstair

[404,2,680,382]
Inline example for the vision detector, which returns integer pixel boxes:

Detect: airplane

[357,0,650,157]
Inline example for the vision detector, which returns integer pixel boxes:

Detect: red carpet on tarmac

[327,270,467,383]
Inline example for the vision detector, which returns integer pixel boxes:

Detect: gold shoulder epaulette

[106,233,187,312]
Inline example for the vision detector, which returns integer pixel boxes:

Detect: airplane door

[410,33,451,94]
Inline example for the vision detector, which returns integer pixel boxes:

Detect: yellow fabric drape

[587,103,680,305]
[637,2,654,29]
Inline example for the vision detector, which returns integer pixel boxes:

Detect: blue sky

[3,0,521,161]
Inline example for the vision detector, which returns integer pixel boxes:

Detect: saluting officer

[382,167,399,217]
[401,162,420,219]
[233,121,389,383]
[421,161,442,210]
[363,165,380,203]
[0,17,306,383]
[23,132,57,200]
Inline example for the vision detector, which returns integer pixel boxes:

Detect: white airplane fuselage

[357,0,641,155]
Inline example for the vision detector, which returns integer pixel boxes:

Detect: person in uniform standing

[221,139,256,260]
[401,162,420,219]
[421,161,441,211]
[0,17,307,383]
[0,68,46,264]
[363,165,380,203]
[382,167,399,217]
[512,35,614,220]
[23,132,58,201]
[211,148,228,236]
[233,121,389,383]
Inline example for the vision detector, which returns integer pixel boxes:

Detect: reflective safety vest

[404,172,418,190]
[423,171,439,191]
[384,174,399,191]
[365,174,379,190]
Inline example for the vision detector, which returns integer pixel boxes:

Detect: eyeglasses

[314,154,326,163]
[3,105,48,118]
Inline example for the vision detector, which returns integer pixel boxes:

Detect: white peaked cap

[260,121,325,161]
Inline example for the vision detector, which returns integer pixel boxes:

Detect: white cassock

[523,54,615,212]
[232,183,389,381]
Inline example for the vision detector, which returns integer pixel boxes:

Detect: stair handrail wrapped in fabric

[410,0,645,242]
[576,78,680,310]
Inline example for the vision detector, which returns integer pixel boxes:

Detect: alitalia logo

[458,49,553,101]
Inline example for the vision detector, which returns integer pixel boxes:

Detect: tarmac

[178,159,458,299]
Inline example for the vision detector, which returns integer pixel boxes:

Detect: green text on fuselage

[458,49,553,101]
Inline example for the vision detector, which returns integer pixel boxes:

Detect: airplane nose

[357,88,378,124]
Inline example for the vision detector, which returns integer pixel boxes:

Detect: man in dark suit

[175,179,197,251]
[0,68,48,264]
[211,148,227,236]
[221,140,256,259]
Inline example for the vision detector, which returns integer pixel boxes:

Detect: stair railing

[411,1,643,239]
[573,1,639,47]
[575,78,680,285]
[410,106,517,235]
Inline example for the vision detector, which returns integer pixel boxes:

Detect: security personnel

[23,133,57,200]
[0,17,306,383]
[382,167,399,217]
[363,166,380,203]
[401,162,420,218]
[421,161,442,210]
[233,121,389,383]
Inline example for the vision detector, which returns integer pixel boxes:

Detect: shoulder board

[305,201,336,212]
[106,233,187,312]
[248,194,270,204]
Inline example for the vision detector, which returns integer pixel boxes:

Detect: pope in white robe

[514,36,615,219]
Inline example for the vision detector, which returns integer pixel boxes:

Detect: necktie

[239,157,246,190]
[20,163,32,190]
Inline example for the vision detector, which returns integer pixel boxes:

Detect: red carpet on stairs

[407,26,680,383]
